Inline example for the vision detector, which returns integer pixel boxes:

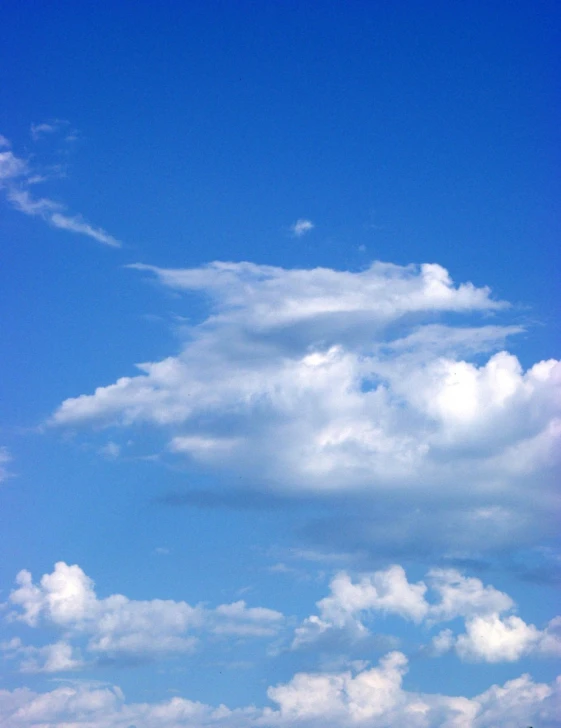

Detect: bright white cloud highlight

[5,562,284,668]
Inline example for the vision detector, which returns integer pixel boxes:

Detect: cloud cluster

[5,562,284,671]
[5,561,559,677]
[0,131,120,247]
[293,565,561,663]
[1,655,560,727]
[50,261,561,555]
[2,561,559,725]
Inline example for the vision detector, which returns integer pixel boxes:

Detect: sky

[0,1,560,726]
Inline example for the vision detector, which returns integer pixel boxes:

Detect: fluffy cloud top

[292,565,428,649]
[6,562,284,670]
[49,261,561,554]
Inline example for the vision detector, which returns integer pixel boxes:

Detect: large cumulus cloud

[50,260,561,555]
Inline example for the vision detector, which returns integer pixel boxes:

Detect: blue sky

[1,2,560,726]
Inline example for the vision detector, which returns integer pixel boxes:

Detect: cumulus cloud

[292,565,427,650]
[292,565,561,663]
[5,562,284,669]
[0,131,121,247]
[290,218,315,236]
[50,260,561,555]
[0,655,559,727]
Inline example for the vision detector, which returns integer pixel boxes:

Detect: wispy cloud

[290,218,314,236]
[7,188,62,215]
[50,213,120,247]
[0,150,27,180]
[0,130,121,247]
[97,441,121,459]
[0,446,12,483]
[30,119,69,141]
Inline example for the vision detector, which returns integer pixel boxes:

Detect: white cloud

[3,563,560,723]
[0,656,559,727]
[211,601,286,636]
[292,565,561,663]
[1,637,84,674]
[293,565,427,650]
[7,188,62,215]
[0,151,27,181]
[127,260,506,329]
[19,641,84,674]
[0,131,121,247]
[6,562,284,668]
[269,651,409,722]
[430,628,455,656]
[290,218,315,236]
[427,571,561,663]
[456,614,541,663]
[426,568,514,623]
[454,614,561,663]
[49,260,561,554]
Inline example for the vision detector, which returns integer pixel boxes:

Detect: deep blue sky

[1,3,560,726]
